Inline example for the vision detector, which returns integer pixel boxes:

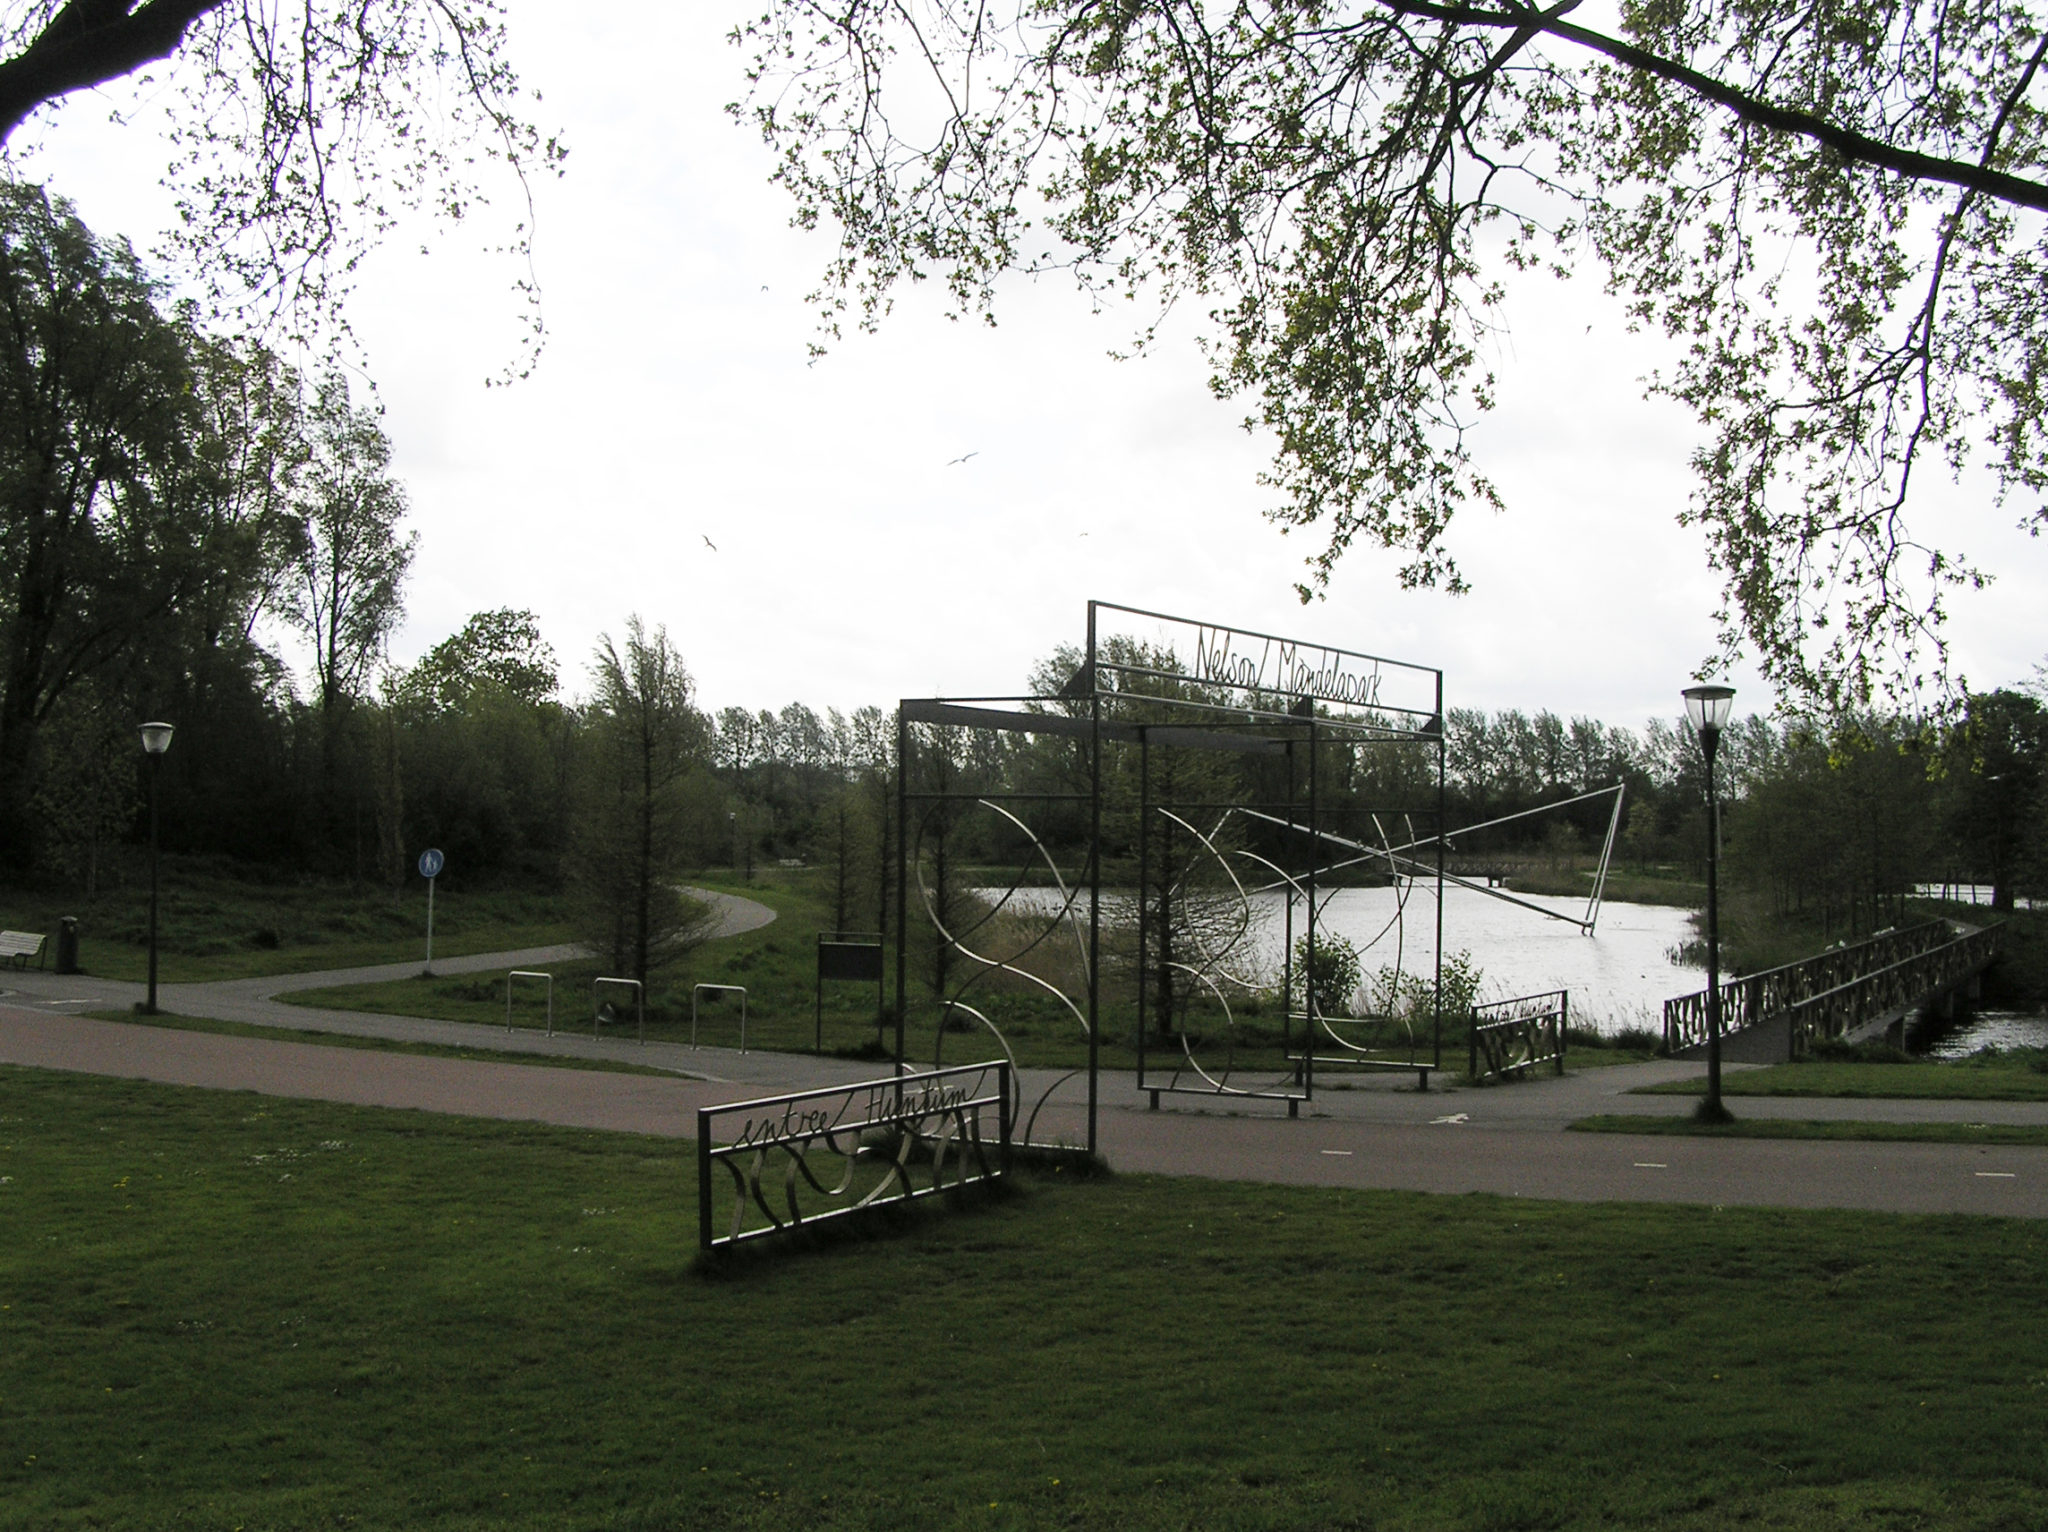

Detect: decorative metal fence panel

[696,1062,1010,1253]
[1470,990,1568,1080]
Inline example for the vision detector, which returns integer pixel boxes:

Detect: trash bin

[54,916,78,975]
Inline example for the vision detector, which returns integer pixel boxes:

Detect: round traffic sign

[418,848,445,879]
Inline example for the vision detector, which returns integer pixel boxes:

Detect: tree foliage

[735,0,2048,708]
[0,179,197,868]
[393,606,556,717]
[284,372,414,719]
[0,1,564,360]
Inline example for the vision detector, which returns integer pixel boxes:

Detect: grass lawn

[1569,1114,2048,1146]
[87,1011,682,1079]
[5,1066,2048,1530]
[277,871,1637,1084]
[0,862,575,984]
[1640,1055,2048,1102]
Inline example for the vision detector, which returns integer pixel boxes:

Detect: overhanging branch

[0,0,225,144]
[1377,0,2048,214]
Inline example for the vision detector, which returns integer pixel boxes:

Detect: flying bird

[702,536,718,552]
[947,451,979,465]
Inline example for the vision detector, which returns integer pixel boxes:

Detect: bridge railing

[1663,921,1957,1053]
[1784,925,2004,1056]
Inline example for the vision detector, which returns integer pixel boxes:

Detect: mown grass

[1570,1114,2048,1146]
[1641,1054,2048,1102]
[280,870,1631,1084]
[0,860,575,983]
[85,1011,682,1079]
[4,1065,2048,1530]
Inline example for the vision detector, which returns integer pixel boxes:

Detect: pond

[983,883,1701,1036]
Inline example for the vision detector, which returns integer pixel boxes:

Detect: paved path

[2,896,2044,1217]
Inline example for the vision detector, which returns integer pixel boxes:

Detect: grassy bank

[1570,1114,2048,1146]
[279,869,1640,1082]
[86,1011,679,1078]
[279,870,1365,1075]
[1500,864,1705,909]
[0,860,575,983]
[1640,1053,2048,1101]
[4,1065,2047,1530]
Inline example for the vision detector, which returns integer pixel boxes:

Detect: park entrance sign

[894,601,1447,1155]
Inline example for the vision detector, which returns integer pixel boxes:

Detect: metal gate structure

[893,601,1447,1154]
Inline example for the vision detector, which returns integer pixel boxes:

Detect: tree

[1941,689,2046,911]
[284,372,414,719]
[393,607,557,717]
[0,180,194,871]
[736,0,2048,709]
[572,617,714,988]
[1,1,563,359]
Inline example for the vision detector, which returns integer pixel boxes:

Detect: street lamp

[1681,684,1735,1123]
[139,722,174,1015]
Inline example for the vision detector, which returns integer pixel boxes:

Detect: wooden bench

[1293,1053,1438,1091]
[0,930,47,970]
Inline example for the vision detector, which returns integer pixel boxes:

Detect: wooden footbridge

[1663,920,2002,1063]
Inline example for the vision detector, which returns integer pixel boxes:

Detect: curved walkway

[1,893,2043,1217]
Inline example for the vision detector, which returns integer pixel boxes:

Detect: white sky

[14,1,2047,729]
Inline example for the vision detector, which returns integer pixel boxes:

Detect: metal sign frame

[893,600,1448,1153]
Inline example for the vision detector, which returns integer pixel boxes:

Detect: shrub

[1291,932,1361,1017]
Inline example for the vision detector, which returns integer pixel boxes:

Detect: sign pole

[417,848,446,975]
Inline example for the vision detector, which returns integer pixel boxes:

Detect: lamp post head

[139,721,175,756]
[1681,685,1736,745]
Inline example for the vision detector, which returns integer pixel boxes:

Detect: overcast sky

[16,2,2046,730]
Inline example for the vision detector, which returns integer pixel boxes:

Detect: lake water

[1924,1011,2048,1057]
[984,883,1700,1036]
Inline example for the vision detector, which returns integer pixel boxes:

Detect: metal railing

[1663,921,2000,1053]
[696,1061,1011,1253]
[1783,925,2004,1056]
[505,970,554,1035]
[1664,922,1952,1052]
[1470,990,1568,1080]
[592,976,645,1045]
[691,983,749,1052]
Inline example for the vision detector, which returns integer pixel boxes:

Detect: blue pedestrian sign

[418,849,445,974]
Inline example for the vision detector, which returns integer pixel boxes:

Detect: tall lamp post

[139,721,175,1015]
[1681,685,1735,1123]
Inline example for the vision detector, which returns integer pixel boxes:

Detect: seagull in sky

[947,451,979,465]
[702,535,718,552]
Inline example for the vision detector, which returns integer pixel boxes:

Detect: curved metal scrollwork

[910,798,1095,1146]
[697,1064,1010,1251]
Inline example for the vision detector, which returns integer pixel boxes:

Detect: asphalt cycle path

[2,885,2045,1217]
